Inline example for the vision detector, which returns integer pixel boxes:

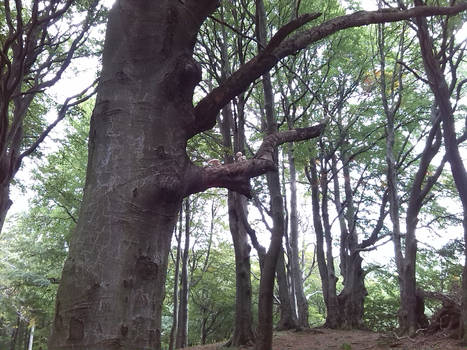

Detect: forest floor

[186,328,466,350]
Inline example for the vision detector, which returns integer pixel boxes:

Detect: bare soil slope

[186,328,466,350]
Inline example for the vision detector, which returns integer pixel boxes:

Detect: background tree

[411,0,467,341]
[0,104,89,349]
[0,0,104,231]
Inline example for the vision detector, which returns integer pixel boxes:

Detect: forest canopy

[0,0,466,349]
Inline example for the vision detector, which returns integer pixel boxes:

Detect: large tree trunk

[463,219,467,343]
[48,2,214,349]
[337,252,366,328]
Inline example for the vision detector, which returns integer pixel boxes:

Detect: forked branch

[183,123,325,197]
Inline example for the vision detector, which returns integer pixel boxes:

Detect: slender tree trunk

[255,0,297,347]
[320,166,340,328]
[200,313,207,345]
[228,191,255,345]
[9,315,20,350]
[376,21,416,335]
[386,101,414,334]
[176,199,190,348]
[27,323,34,350]
[169,211,183,350]
[217,51,254,344]
[275,249,298,330]
[288,143,309,328]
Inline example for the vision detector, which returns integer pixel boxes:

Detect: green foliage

[364,266,400,332]
[341,342,352,350]
[188,241,237,345]
[0,103,90,349]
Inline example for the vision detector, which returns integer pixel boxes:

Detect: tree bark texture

[218,87,254,348]
[330,156,366,329]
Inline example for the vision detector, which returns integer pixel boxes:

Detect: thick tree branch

[192,4,467,137]
[183,123,325,197]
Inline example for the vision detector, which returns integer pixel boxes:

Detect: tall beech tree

[376,19,446,335]
[255,0,299,332]
[48,1,467,349]
[303,36,389,329]
[412,0,467,341]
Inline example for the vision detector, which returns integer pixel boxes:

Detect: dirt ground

[186,328,467,350]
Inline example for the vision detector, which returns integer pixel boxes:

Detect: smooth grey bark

[176,199,190,348]
[320,162,341,328]
[219,101,255,346]
[227,191,255,345]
